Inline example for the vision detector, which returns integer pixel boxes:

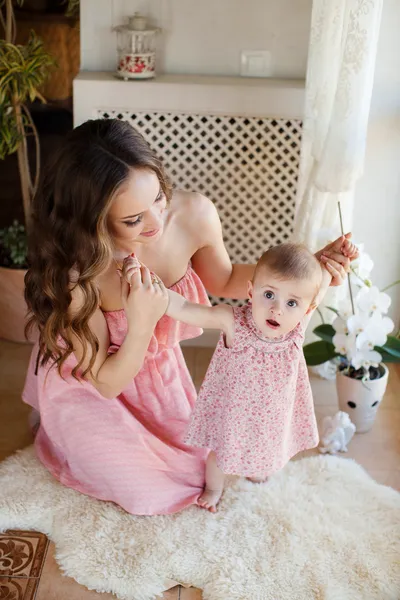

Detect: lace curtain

[293,0,383,251]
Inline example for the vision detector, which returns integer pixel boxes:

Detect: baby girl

[122,239,357,512]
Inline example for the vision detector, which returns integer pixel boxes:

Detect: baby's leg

[198,451,224,513]
[246,474,269,484]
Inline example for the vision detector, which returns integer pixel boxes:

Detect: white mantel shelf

[73,71,305,127]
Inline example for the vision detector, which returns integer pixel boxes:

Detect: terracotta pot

[336,365,389,433]
[0,266,31,344]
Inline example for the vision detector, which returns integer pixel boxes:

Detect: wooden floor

[0,340,399,599]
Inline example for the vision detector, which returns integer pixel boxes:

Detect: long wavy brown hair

[25,118,172,378]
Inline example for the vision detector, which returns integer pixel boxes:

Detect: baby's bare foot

[246,475,269,484]
[198,488,223,513]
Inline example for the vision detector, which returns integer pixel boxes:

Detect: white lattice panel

[97,110,302,302]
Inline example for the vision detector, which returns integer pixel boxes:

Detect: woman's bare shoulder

[170,190,219,243]
[171,189,214,215]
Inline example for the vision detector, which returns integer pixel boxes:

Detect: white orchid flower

[333,332,356,357]
[351,251,374,281]
[351,348,382,371]
[372,312,395,335]
[356,312,395,349]
[337,300,354,321]
[349,271,371,290]
[332,316,348,334]
[356,286,391,314]
[347,313,370,336]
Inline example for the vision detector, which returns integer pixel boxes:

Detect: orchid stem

[381,279,400,293]
[350,267,368,286]
[337,201,355,315]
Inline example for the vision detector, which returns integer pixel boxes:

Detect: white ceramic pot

[336,365,389,433]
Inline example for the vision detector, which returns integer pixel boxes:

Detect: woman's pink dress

[22,267,209,515]
[185,304,319,477]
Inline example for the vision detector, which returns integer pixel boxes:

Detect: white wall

[353,0,400,327]
[80,0,312,77]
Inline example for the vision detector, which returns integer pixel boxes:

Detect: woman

[23,119,351,515]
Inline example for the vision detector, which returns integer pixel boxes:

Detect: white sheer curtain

[293,0,383,251]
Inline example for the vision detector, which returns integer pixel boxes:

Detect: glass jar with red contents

[113,13,160,80]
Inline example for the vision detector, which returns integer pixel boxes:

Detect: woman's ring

[151,275,162,286]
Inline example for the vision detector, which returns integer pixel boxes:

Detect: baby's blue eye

[264,291,274,299]
[287,300,297,307]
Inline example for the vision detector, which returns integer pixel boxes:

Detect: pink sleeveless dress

[185,304,319,477]
[22,266,210,515]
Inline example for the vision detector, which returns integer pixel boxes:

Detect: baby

[123,240,356,512]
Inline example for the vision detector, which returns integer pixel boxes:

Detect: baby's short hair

[254,243,321,283]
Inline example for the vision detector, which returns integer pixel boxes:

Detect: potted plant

[0,0,54,342]
[304,244,400,433]
[65,0,79,16]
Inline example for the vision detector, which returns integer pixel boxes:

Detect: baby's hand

[341,237,358,261]
[120,253,141,284]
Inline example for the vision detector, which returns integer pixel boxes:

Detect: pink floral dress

[185,304,319,477]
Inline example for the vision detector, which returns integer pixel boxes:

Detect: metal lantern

[114,13,160,80]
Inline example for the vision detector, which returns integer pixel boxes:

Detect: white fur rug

[0,448,399,600]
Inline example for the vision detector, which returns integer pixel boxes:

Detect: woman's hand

[316,233,359,287]
[120,257,168,334]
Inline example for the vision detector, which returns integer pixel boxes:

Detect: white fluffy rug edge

[1,447,399,600]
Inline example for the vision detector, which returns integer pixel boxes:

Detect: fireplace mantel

[73,71,305,126]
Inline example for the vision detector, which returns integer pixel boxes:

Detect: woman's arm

[70,266,168,399]
[121,253,235,335]
[188,195,355,298]
[166,289,234,333]
[187,194,357,299]
[189,196,255,299]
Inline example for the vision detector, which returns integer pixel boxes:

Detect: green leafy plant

[65,0,79,18]
[0,220,27,267]
[0,0,55,268]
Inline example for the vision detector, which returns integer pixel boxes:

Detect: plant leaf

[375,347,400,363]
[377,336,400,360]
[313,324,335,343]
[303,341,339,366]
[0,34,56,110]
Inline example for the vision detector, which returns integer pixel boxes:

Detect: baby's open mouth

[266,319,280,329]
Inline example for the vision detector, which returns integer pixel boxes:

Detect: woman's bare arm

[188,195,356,300]
[69,267,167,399]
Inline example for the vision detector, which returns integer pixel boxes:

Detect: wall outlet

[240,50,272,78]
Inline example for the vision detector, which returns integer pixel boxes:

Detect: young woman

[23,118,352,515]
